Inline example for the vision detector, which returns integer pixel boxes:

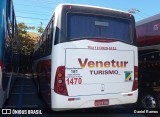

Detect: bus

[32,4,138,111]
[136,13,160,108]
[0,0,20,108]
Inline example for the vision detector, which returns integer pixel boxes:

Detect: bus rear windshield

[67,13,132,43]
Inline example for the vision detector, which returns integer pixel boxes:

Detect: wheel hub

[142,95,156,108]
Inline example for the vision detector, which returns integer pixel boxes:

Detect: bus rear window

[67,13,132,43]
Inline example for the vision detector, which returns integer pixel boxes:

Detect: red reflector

[68,98,80,101]
[68,98,75,101]
[128,93,133,96]
[58,86,64,93]
[66,5,71,9]
[132,66,138,91]
[0,60,3,71]
[0,61,3,67]
[128,13,132,17]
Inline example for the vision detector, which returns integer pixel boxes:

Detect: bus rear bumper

[51,90,138,111]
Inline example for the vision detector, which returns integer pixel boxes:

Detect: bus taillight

[66,5,71,9]
[54,66,68,96]
[0,60,3,71]
[132,66,138,91]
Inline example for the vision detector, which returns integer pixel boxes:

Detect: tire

[140,92,160,108]
[6,75,12,100]
[6,84,11,100]
[37,81,41,98]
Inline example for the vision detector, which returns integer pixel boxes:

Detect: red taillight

[132,66,138,91]
[54,66,68,96]
[66,5,71,9]
[128,93,133,96]
[128,13,132,17]
[0,60,3,71]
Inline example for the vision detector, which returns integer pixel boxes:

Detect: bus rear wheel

[141,92,160,108]
[37,81,41,97]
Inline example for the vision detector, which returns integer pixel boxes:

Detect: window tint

[67,13,131,43]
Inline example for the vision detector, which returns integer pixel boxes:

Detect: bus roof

[136,13,160,26]
[53,4,134,22]
[56,4,129,14]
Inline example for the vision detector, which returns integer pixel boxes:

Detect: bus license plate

[94,99,109,106]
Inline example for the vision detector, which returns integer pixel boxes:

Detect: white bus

[32,4,138,111]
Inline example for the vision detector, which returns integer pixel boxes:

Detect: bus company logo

[78,58,128,69]
[153,24,160,31]
[124,71,132,81]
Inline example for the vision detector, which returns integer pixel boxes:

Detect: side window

[49,18,54,54]
[38,49,40,58]
[10,1,13,23]
[7,0,13,37]
[12,11,15,38]
[48,23,52,55]
[7,0,12,21]
[34,14,54,58]
[45,17,54,56]
[40,45,43,58]
[44,40,47,56]
[44,28,48,56]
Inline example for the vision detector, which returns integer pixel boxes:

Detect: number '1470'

[66,78,82,85]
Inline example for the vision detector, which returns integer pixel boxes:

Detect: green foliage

[18,22,37,55]
[17,22,44,73]
[18,22,35,31]
[37,26,44,35]
[18,22,44,55]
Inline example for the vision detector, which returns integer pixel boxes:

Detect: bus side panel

[37,59,51,107]
[0,0,8,108]
[0,0,5,91]
[136,19,160,46]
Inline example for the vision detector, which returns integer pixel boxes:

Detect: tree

[18,22,35,31]
[17,22,38,73]
[18,22,36,55]
[37,22,44,36]
[37,26,44,36]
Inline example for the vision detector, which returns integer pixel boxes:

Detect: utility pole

[40,22,42,27]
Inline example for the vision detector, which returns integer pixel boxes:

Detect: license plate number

[94,99,109,106]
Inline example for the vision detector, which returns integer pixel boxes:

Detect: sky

[13,0,160,33]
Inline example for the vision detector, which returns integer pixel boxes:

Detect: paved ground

[4,74,45,109]
[1,74,157,117]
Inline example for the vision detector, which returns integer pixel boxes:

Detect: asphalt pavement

[1,74,155,117]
